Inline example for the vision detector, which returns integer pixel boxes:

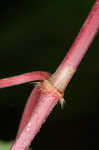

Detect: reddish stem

[49,0,99,92]
[16,86,41,137]
[5,0,99,150]
[0,71,50,88]
[10,81,59,150]
[60,0,99,70]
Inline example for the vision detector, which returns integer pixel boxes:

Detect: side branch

[0,71,50,88]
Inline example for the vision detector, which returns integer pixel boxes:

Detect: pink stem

[60,0,99,70]
[0,71,50,88]
[10,1,99,150]
[16,86,41,138]
[49,0,99,92]
[11,88,40,150]
[10,81,59,150]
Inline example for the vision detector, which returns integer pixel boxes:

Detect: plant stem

[10,81,59,150]
[0,71,50,88]
[9,0,99,149]
[49,0,99,92]
[16,85,41,137]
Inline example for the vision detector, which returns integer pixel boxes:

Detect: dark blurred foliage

[0,0,99,150]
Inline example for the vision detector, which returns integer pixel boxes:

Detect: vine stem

[1,0,98,149]
[0,71,50,88]
[10,81,59,150]
[49,0,99,92]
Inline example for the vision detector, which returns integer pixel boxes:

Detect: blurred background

[0,0,99,149]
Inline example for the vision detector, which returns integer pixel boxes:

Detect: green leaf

[0,141,31,150]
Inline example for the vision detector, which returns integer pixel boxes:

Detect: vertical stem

[49,0,99,92]
[9,1,99,150]
[16,86,41,137]
[60,0,99,70]
[10,81,59,150]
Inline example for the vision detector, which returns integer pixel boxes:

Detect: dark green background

[0,0,99,149]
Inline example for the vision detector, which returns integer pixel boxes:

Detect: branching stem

[0,1,98,150]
